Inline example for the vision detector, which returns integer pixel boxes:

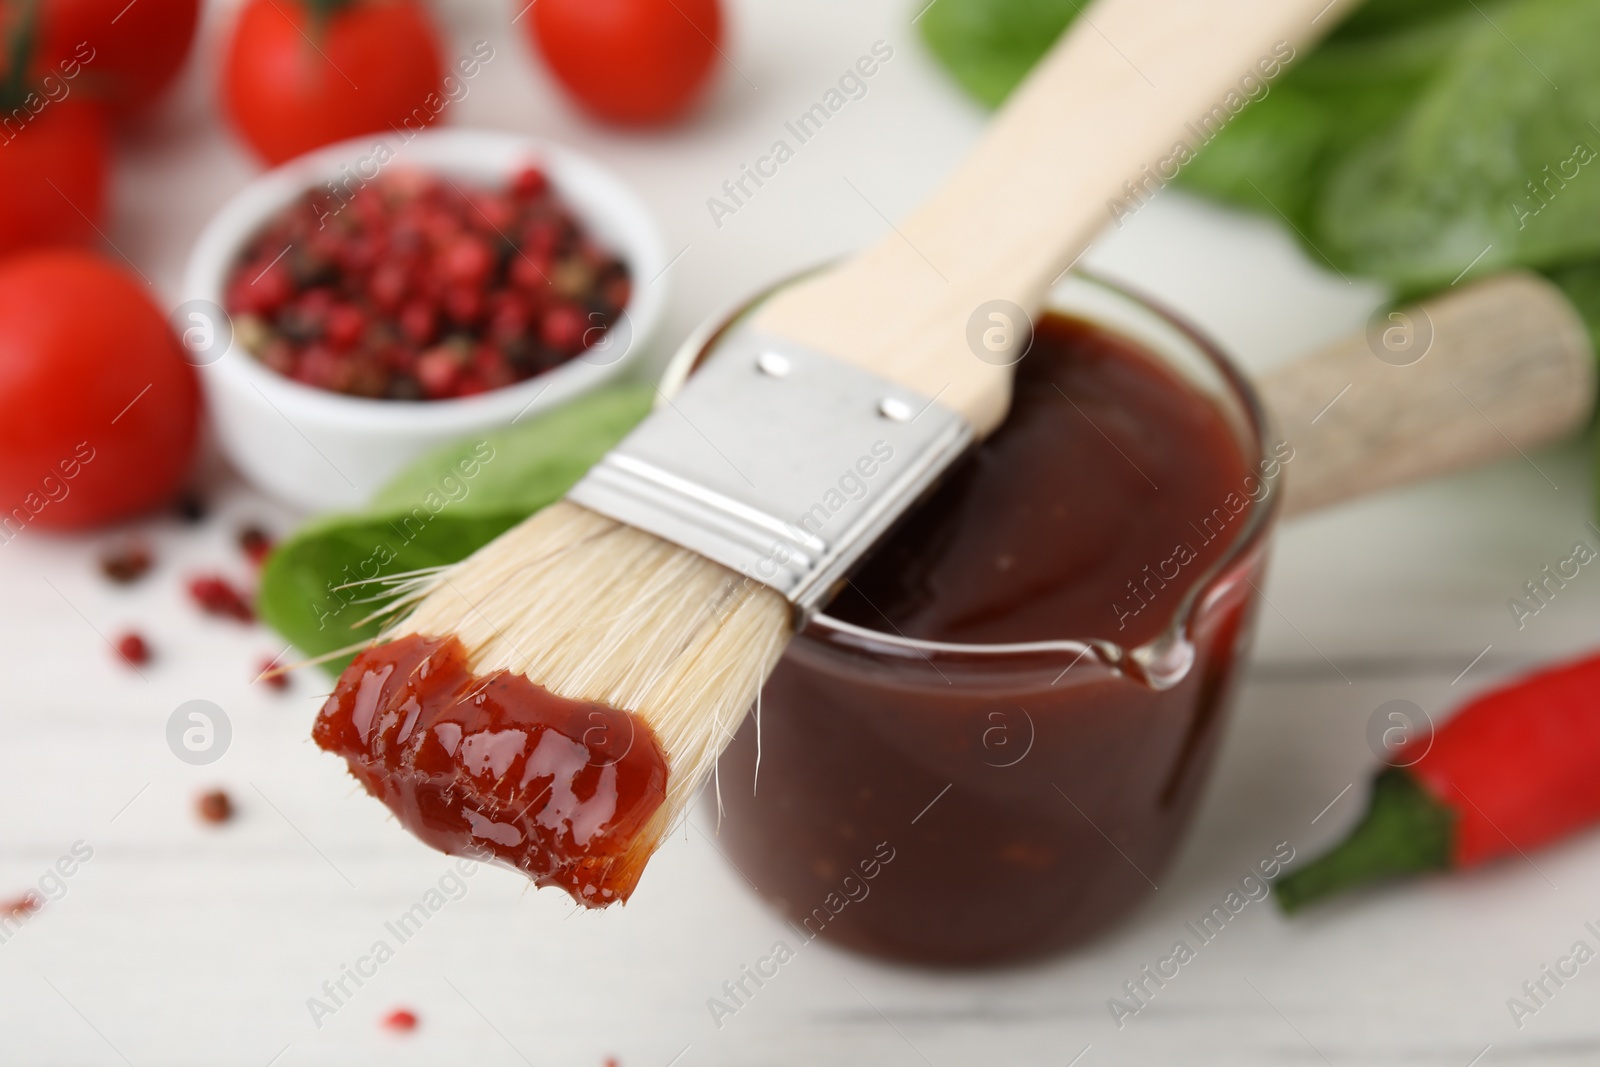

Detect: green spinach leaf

[1315,0,1600,289]
[917,0,1081,108]
[258,385,653,673]
[920,0,1600,295]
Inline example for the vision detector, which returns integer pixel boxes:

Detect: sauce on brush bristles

[313,500,791,904]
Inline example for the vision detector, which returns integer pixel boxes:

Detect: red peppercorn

[522,216,563,256]
[324,304,368,351]
[416,348,461,399]
[487,294,531,345]
[465,343,505,385]
[228,259,294,316]
[511,165,549,199]
[295,345,356,393]
[541,304,589,354]
[382,1008,419,1032]
[602,275,632,312]
[338,234,383,275]
[238,525,274,565]
[196,789,234,824]
[258,656,290,691]
[2,894,39,919]
[187,576,255,623]
[100,542,153,584]
[443,284,485,327]
[116,632,151,666]
[307,229,346,270]
[368,262,410,313]
[222,170,629,402]
[439,234,495,287]
[510,252,553,292]
[259,338,296,375]
[398,300,438,346]
[468,192,515,233]
[293,287,337,330]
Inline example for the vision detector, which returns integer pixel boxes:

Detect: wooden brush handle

[1261,272,1596,517]
[753,0,1341,434]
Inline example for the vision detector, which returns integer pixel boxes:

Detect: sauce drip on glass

[313,633,667,906]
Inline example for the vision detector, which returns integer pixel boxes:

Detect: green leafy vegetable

[1310,0,1600,291]
[916,0,1082,108]
[922,0,1600,516]
[258,385,653,674]
[1549,260,1600,340]
[920,0,1600,315]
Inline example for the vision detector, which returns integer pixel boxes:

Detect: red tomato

[529,0,721,125]
[222,0,445,165]
[36,0,200,114]
[0,250,200,529]
[0,98,109,255]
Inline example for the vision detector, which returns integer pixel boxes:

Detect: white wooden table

[4,1,1598,1064]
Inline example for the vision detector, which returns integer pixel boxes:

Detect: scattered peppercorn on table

[2,1,1600,1064]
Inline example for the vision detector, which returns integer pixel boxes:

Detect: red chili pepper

[1277,650,1600,912]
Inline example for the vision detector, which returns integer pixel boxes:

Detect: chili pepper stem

[0,0,42,111]
[1274,768,1456,913]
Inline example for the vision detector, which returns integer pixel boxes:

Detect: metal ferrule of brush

[567,327,976,619]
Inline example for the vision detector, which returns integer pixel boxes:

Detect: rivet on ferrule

[567,327,975,616]
[756,351,791,377]
[878,397,913,422]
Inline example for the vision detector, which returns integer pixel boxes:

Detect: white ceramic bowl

[184,128,667,512]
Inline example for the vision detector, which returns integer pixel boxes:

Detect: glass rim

[661,269,1281,691]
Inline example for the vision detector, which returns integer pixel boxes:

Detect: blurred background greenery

[921,0,1600,339]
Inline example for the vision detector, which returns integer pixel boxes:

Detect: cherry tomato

[0,98,109,255]
[222,0,444,165]
[529,0,721,125]
[0,250,200,529]
[36,0,200,114]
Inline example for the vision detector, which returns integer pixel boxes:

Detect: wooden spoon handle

[754,0,1343,434]
[1260,272,1596,517]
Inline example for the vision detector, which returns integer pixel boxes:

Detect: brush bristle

[388,500,793,887]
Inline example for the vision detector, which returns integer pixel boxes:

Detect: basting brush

[312,0,1348,904]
